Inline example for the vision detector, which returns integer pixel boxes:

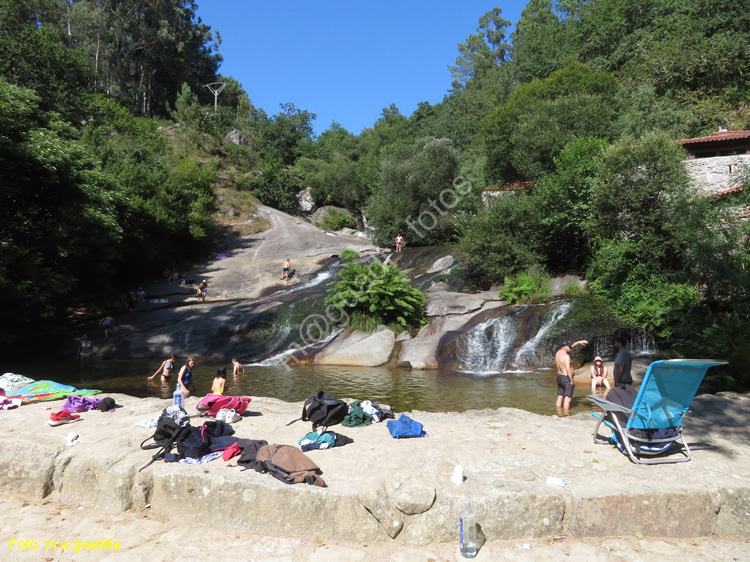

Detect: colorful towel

[7,381,101,404]
[0,373,35,392]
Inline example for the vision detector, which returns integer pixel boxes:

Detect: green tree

[247,158,298,213]
[480,62,618,182]
[459,192,544,280]
[449,7,511,89]
[535,136,608,271]
[585,132,700,332]
[0,78,120,348]
[367,137,474,247]
[171,82,201,156]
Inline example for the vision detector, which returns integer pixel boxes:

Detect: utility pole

[204,82,227,112]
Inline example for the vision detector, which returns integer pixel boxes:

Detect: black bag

[139,415,190,471]
[286,391,348,430]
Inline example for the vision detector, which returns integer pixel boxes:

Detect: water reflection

[5,358,597,416]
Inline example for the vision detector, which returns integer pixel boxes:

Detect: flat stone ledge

[0,394,749,544]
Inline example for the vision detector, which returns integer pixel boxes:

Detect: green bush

[561,281,589,298]
[339,249,359,261]
[325,259,426,333]
[499,265,551,304]
[316,209,355,232]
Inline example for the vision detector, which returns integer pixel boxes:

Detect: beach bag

[387,414,427,439]
[196,394,250,417]
[287,391,348,430]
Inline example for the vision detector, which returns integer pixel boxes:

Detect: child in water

[211,367,226,395]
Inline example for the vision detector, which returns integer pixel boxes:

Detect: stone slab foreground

[0,393,748,545]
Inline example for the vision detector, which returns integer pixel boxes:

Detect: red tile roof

[706,185,745,198]
[680,130,750,145]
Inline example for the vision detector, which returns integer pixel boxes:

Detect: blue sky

[195,1,525,136]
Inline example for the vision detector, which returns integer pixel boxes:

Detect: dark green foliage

[0,78,120,346]
[324,259,426,333]
[247,158,298,213]
[367,137,478,247]
[481,62,618,182]
[459,192,544,280]
[83,96,218,268]
[315,209,355,232]
[535,137,608,270]
[0,0,90,120]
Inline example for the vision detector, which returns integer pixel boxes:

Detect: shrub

[499,265,550,304]
[316,209,355,232]
[325,259,426,333]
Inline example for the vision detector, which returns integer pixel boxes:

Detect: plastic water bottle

[459,499,477,558]
[173,386,183,408]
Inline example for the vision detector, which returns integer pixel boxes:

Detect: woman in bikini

[590,355,610,393]
[148,353,176,382]
[78,334,93,367]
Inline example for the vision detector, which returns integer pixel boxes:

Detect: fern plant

[325,258,426,332]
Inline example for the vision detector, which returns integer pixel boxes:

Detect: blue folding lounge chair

[588,359,726,464]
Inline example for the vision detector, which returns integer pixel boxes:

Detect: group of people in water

[554,336,633,412]
[148,354,245,397]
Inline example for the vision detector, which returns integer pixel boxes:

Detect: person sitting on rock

[590,356,610,393]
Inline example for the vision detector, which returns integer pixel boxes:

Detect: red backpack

[196,394,250,417]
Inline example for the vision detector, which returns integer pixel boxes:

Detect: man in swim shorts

[554,339,588,411]
[280,259,291,281]
[395,234,404,252]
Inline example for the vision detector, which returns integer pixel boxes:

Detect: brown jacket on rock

[252,444,326,487]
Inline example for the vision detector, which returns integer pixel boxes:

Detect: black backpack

[139,414,190,472]
[287,391,348,431]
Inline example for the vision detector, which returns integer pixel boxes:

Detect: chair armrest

[587,395,634,415]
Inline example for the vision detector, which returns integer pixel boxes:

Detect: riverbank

[1,389,749,559]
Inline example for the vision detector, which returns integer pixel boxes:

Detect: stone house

[680,129,750,195]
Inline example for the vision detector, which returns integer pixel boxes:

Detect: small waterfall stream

[272,262,342,297]
[457,301,572,374]
[512,301,572,370]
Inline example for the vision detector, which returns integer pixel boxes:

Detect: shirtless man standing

[555,339,588,411]
[395,234,404,252]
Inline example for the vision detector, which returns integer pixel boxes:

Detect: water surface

[6,358,600,416]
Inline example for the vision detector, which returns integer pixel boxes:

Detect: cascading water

[457,301,572,374]
[457,315,517,374]
[247,326,343,367]
[512,301,572,370]
[273,262,341,296]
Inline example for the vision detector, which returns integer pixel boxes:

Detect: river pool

[5,358,603,416]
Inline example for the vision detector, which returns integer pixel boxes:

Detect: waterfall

[512,302,572,370]
[457,315,517,374]
[273,262,341,296]
[247,327,343,367]
[630,328,659,355]
[457,301,572,374]
[354,214,375,238]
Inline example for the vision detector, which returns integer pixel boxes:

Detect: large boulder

[314,327,396,366]
[297,187,316,213]
[223,129,247,145]
[425,255,454,274]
